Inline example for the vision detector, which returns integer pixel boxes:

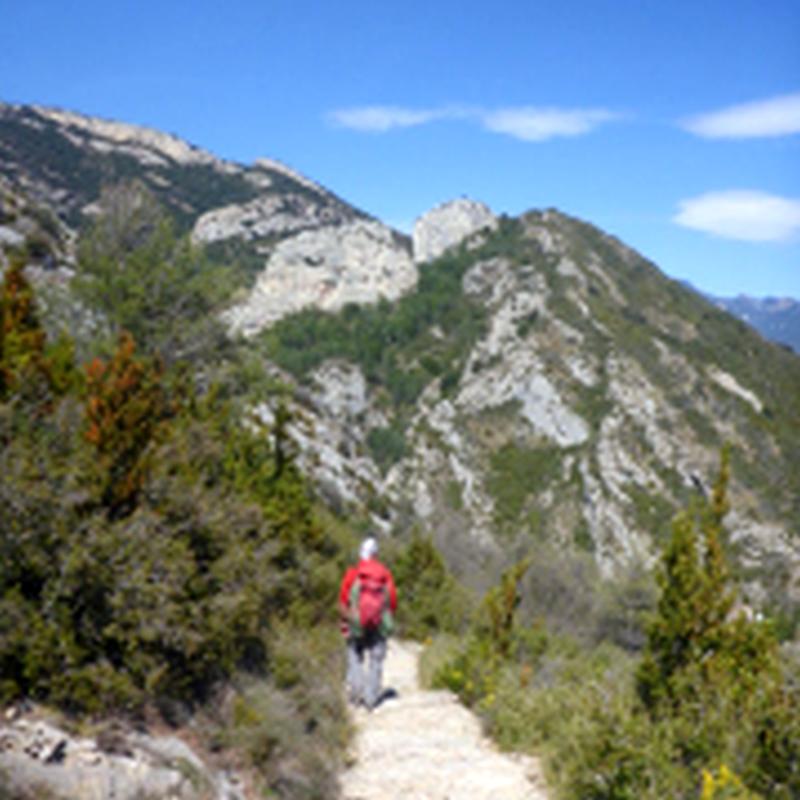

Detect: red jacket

[339,558,397,637]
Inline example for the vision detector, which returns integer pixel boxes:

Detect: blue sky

[1,0,798,298]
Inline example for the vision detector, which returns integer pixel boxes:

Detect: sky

[1,0,798,298]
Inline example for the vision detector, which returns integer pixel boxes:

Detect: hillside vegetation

[2,102,800,798]
[423,454,800,798]
[1,202,349,798]
[0,188,478,798]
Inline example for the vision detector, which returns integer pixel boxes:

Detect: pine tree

[0,257,47,399]
[84,331,172,515]
[637,448,778,712]
[480,559,530,659]
[75,183,228,364]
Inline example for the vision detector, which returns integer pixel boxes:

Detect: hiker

[339,536,397,710]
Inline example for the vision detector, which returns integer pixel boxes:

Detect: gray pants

[346,630,387,710]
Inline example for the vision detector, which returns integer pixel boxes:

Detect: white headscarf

[360,537,378,561]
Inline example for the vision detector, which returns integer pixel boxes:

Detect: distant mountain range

[711,295,800,354]
[678,281,800,354]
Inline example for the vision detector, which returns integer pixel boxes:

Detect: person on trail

[339,536,397,710]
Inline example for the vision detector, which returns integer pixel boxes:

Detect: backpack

[349,564,393,639]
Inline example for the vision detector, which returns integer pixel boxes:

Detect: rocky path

[340,640,550,800]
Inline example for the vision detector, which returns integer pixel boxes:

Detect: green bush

[430,560,543,705]
[74,184,233,365]
[486,443,561,531]
[366,424,407,473]
[386,533,473,640]
[214,625,349,799]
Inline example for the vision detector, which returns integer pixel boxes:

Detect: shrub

[213,625,349,799]
[0,318,348,718]
[390,533,473,639]
[637,448,780,713]
[366,424,407,473]
[74,184,232,364]
[430,560,543,706]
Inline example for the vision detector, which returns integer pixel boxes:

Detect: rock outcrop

[32,106,226,170]
[192,192,354,244]
[254,360,388,513]
[225,220,416,337]
[0,711,246,800]
[413,198,497,263]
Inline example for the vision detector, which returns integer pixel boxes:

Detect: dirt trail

[340,640,550,800]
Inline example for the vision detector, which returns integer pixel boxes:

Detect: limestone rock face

[413,199,497,263]
[254,361,387,515]
[192,192,353,244]
[225,220,416,336]
[0,713,246,800]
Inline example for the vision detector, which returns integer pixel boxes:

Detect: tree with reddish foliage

[0,257,47,400]
[84,330,173,515]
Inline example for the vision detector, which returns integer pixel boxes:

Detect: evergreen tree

[0,257,47,399]
[84,331,173,515]
[637,448,779,712]
[75,182,229,364]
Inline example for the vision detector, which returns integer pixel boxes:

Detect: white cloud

[481,107,618,141]
[681,92,800,139]
[674,190,800,242]
[327,105,454,132]
[327,103,619,139]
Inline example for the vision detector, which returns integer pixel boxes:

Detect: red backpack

[349,561,393,637]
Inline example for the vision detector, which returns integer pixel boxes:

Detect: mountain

[0,101,372,281]
[712,294,800,354]
[258,208,800,607]
[2,102,799,616]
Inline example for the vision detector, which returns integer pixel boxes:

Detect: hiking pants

[347,630,387,709]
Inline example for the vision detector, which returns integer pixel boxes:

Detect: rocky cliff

[225,220,416,336]
[412,198,498,263]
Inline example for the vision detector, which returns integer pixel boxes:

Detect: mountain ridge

[2,101,798,612]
